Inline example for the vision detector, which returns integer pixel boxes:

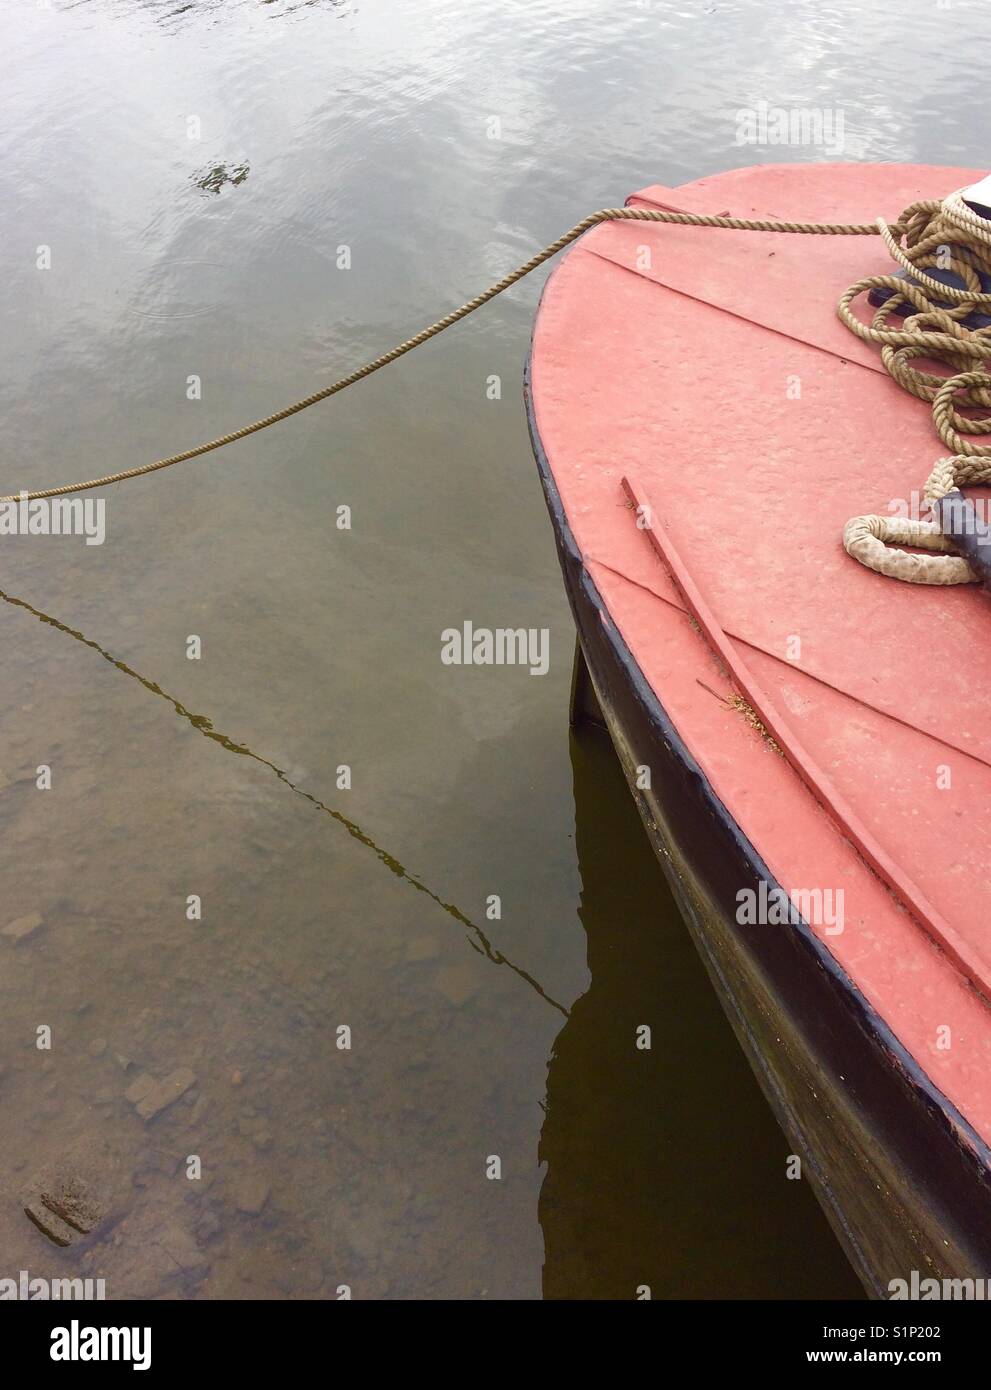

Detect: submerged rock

[24,1200,75,1247]
[24,1172,104,1248]
[234,1174,271,1215]
[102,1209,209,1296]
[433,962,481,1008]
[125,1068,197,1122]
[3,911,44,943]
[157,1222,209,1274]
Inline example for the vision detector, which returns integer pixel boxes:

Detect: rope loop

[842,512,975,585]
[845,449,991,585]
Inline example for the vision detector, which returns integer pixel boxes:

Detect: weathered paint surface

[529,162,991,1154]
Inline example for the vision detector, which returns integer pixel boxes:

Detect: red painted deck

[530,163,991,1147]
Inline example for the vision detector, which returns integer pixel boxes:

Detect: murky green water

[5,0,986,1299]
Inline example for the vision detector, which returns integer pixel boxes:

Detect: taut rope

[7,189,991,587]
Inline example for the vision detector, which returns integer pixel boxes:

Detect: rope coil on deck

[7,187,991,590]
[838,187,991,583]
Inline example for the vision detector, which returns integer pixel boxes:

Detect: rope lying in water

[7,190,991,588]
[2,205,882,503]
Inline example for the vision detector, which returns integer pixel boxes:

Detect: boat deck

[529,162,991,1146]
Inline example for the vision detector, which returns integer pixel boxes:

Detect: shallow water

[3,0,986,1299]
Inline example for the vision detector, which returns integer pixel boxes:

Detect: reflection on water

[193,163,251,198]
[2,0,987,1298]
[0,585,568,1018]
[540,728,862,1299]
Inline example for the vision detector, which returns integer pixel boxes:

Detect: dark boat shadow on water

[538,723,865,1300]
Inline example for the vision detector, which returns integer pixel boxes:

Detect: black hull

[526,363,991,1298]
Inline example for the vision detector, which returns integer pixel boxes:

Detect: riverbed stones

[24,1200,75,1247]
[140,1148,183,1179]
[157,1222,208,1274]
[24,1172,103,1248]
[125,1068,197,1122]
[187,1093,210,1126]
[124,1073,155,1106]
[102,1209,209,1296]
[3,911,43,943]
[234,1173,270,1215]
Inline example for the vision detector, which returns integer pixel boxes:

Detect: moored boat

[526,161,991,1297]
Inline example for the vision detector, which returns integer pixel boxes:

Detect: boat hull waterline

[526,161,991,1297]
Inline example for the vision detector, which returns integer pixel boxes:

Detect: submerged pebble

[2,911,44,944]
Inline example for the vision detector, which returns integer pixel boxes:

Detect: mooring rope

[1,206,881,504]
[7,189,991,587]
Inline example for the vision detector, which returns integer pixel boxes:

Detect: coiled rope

[7,190,991,588]
[840,187,991,583]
